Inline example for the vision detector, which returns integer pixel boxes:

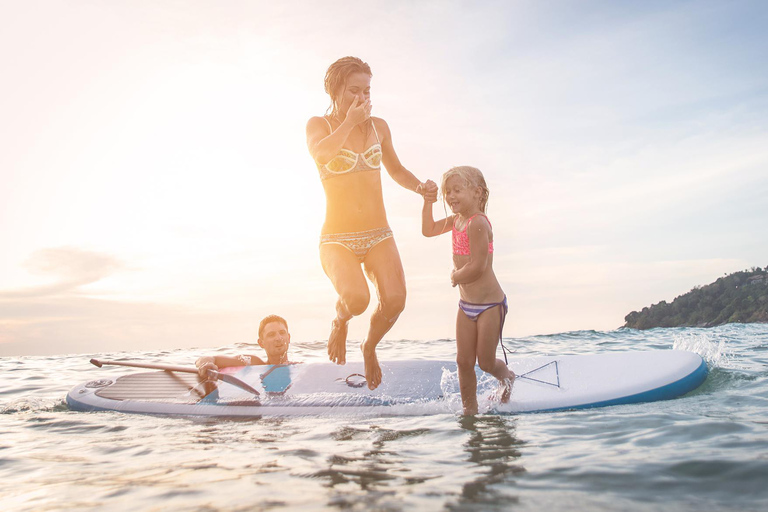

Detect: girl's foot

[360,340,382,390]
[328,318,348,365]
[498,374,515,403]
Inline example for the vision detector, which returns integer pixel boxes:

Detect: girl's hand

[450,269,458,287]
[417,180,439,203]
[424,180,438,202]
[345,97,371,126]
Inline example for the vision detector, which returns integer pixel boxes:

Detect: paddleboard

[66,350,708,417]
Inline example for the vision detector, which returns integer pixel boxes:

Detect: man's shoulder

[241,354,267,365]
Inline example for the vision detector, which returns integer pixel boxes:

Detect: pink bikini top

[452,214,494,256]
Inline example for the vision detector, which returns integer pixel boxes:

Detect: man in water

[195,314,294,377]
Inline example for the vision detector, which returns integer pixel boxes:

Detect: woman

[306,56,437,390]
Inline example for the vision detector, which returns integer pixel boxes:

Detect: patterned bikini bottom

[319,227,393,262]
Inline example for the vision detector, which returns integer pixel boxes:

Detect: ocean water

[1,323,767,511]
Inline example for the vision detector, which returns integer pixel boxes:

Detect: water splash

[673,331,730,367]
[0,396,64,414]
[439,367,462,410]
[440,366,509,414]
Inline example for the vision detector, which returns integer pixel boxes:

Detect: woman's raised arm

[378,118,427,193]
[307,98,370,164]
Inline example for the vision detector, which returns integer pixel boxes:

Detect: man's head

[257,314,290,360]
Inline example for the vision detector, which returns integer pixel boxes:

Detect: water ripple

[1,323,767,511]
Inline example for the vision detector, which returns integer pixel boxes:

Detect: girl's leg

[456,308,479,415]
[359,238,407,389]
[319,244,371,364]
[476,306,515,403]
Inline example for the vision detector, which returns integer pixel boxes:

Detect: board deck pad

[94,372,206,402]
[67,350,709,417]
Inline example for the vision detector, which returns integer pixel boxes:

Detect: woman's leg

[476,306,514,403]
[319,244,371,364]
[456,308,479,415]
[359,237,406,389]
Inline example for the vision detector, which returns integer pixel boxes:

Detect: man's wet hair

[258,314,289,339]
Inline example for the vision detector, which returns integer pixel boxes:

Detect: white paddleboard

[66,350,708,417]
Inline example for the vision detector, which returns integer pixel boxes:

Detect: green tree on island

[625,267,768,329]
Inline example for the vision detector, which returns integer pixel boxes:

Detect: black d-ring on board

[345,373,367,388]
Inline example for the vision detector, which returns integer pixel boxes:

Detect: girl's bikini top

[316,117,383,181]
[453,214,494,256]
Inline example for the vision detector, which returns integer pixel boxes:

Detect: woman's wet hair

[324,56,372,116]
[441,166,490,213]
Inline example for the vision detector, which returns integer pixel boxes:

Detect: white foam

[673,332,729,367]
[0,397,62,414]
[440,366,508,414]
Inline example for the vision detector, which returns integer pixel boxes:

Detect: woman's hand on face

[346,97,371,126]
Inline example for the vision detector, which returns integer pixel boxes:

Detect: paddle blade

[208,370,262,398]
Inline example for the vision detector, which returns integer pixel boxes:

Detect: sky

[1,0,767,356]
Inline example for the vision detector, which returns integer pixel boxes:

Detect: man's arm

[195,355,266,377]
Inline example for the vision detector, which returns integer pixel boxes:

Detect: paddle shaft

[91,359,200,374]
[90,359,261,398]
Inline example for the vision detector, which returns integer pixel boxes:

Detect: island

[624,267,768,329]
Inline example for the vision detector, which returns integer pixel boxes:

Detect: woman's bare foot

[360,340,382,390]
[328,318,348,365]
[498,374,515,403]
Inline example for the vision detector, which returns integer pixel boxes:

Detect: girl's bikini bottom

[459,295,510,361]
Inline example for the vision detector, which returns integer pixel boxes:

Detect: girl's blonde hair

[324,56,372,117]
[441,166,490,213]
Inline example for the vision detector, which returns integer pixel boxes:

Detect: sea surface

[1,323,767,511]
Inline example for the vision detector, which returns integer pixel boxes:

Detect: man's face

[258,321,290,358]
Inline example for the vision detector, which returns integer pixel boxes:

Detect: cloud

[0,247,124,299]
[0,295,250,356]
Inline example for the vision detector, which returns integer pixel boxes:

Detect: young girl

[422,166,515,415]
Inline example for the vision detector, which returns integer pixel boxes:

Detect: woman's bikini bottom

[319,227,393,262]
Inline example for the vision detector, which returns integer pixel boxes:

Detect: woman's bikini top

[453,214,494,256]
[316,117,382,181]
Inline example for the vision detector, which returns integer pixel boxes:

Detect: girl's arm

[451,217,491,285]
[422,199,453,237]
[378,118,429,194]
[306,98,370,164]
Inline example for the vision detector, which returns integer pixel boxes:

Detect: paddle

[89,359,261,399]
